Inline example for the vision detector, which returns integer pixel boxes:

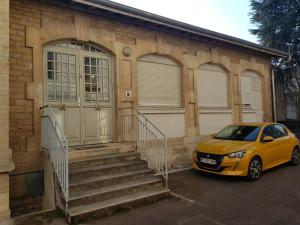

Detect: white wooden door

[44,42,114,146]
[81,55,113,144]
[45,50,81,145]
[240,72,263,122]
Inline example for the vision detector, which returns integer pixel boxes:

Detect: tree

[249,0,300,120]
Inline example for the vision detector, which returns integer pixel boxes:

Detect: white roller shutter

[137,55,181,107]
[241,75,253,107]
[196,64,228,108]
[241,71,263,122]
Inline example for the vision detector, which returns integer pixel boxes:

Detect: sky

[111,0,258,43]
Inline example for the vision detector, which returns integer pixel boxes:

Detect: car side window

[273,124,288,138]
[261,125,275,139]
[261,124,288,140]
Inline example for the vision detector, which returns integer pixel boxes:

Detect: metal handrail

[41,105,69,212]
[119,107,168,187]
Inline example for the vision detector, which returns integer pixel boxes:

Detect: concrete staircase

[63,143,170,223]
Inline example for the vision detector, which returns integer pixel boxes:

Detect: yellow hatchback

[192,122,300,181]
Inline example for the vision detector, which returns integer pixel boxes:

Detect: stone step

[69,169,154,193]
[68,187,170,223]
[69,143,134,160]
[70,160,148,181]
[69,152,140,170]
[68,177,162,207]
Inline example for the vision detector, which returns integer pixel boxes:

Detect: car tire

[290,147,300,166]
[247,157,262,181]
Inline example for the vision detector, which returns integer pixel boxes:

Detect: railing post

[164,136,168,188]
[119,107,168,188]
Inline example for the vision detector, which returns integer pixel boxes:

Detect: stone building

[0,0,288,221]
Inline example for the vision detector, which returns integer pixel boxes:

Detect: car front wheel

[290,147,300,166]
[247,157,262,181]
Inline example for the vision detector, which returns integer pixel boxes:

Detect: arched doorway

[44,40,114,145]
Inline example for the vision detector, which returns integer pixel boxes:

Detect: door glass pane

[84,56,111,102]
[46,51,77,102]
[85,84,91,92]
[47,52,54,60]
[85,66,90,74]
[48,61,54,70]
[48,71,54,80]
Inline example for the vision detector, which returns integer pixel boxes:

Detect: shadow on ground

[4,163,300,225]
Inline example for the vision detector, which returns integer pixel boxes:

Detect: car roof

[231,122,279,127]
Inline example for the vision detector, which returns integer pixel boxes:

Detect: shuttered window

[137,55,181,107]
[241,75,253,107]
[196,64,229,108]
[241,71,262,109]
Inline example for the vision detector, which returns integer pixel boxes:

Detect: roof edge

[70,0,289,58]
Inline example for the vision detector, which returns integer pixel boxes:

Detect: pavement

[4,163,300,225]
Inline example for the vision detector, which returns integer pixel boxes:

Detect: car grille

[197,152,224,170]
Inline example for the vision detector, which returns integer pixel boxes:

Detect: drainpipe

[271,67,277,122]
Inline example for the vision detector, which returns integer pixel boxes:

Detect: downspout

[271,67,277,122]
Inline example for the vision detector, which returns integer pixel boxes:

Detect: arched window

[196,64,229,108]
[137,54,181,107]
[45,40,110,103]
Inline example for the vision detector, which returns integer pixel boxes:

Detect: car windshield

[214,125,261,141]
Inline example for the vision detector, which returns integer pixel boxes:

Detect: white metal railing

[119,107,168,187]
[41,105,69,209]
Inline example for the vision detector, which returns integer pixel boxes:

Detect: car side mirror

[262,136,274,143]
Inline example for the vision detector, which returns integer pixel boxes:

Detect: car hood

[196,139,256,154]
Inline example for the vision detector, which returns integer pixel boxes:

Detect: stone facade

[0,0,14,220]
[5,0,276,217]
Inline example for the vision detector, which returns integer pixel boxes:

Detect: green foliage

[250,0,300,117]
[249,0,300,66]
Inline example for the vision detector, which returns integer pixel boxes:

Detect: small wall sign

[125,90,132,97]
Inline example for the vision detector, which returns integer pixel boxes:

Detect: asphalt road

[9,163,300,225]
[99,163,300,225]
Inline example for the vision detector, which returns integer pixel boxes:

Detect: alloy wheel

[291,148,300,165]
[248,158,262,181]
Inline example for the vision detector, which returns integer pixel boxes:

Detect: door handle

[59,104,66,110]
[78,97,81,106]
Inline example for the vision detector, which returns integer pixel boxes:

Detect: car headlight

[227,150,246,159]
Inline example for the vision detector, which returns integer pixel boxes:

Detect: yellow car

[192,122,300,181]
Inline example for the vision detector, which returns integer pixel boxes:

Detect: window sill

[138,106,185,114]
[198,108,232,114]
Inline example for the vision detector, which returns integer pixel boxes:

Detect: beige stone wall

[0,0,13,220]
[9,0,273,198]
